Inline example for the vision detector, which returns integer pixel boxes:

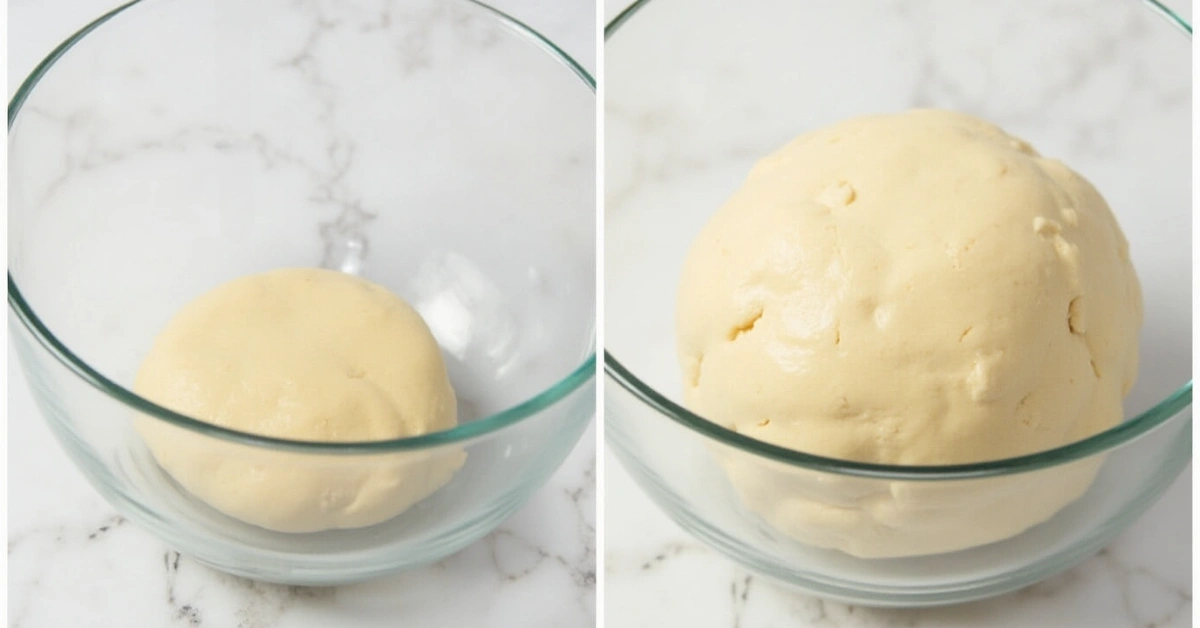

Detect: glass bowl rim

[8,0,597,455]
[603,0,1192,480]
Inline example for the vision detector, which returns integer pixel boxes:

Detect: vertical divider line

[592,0,607,625]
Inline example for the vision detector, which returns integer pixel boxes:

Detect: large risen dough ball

[135,267,463,533]
[677,109,1142,557]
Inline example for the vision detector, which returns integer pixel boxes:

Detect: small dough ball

[135,267,463,533]
[677,109,1141,557]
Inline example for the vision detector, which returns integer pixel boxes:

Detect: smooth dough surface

[676,109,1142,557]
[135,267,463,533]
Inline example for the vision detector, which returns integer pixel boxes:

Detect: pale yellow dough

[677,109,1142,557]
[135,268,463,533]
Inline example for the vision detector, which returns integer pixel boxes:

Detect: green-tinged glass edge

[8,0,596,454]
[603,0,1192,480]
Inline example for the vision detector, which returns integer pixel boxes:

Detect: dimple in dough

[676,109,1142,558]
[135,267,464,533]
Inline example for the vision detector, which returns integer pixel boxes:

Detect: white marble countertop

[7,1,596,627]
[602,0,1192,627]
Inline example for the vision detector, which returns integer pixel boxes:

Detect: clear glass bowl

[9,0,595,585]
[604,0,1191,607]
